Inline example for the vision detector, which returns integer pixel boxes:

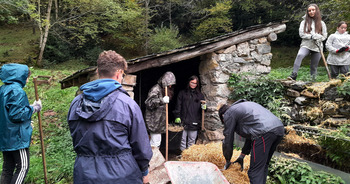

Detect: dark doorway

[132,56,202,121]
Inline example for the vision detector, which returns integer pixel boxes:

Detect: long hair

[186,75,201,93]
[304,4,322,34]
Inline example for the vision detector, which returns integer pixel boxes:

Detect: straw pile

[168,124,184,132]
[180,142,250,184]
[282,126,317,145]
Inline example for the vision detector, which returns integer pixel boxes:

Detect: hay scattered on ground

[282,126,317,145]
[168,124,184,132]
[180,142,250,184]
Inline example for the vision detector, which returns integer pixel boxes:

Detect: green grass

[0,23,39,63]
[270,45,330,82]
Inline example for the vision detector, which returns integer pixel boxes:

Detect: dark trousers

[329,64,349,79]
[1,148,30,184]
[248,132,283,184]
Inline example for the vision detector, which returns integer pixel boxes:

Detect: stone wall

[281,79,350,126]
[199,37,274,131]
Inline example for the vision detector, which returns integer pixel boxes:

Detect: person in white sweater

[326,21,350,79]
[288,4,327,81]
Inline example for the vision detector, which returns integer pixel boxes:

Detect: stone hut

[60,22,286,141]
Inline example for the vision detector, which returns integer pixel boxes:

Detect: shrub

[227,73,290,123]
[44,34,73,63]
[317,125,350,167]
[148,24,184,54]
[268,156,345,184]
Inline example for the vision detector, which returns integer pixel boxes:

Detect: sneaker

[287,72,297,80]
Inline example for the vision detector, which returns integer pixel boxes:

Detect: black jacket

[222,99,284,161]
[173,89,204,130]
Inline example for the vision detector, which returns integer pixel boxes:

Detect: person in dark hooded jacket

[0,63,42,184]
[67,51,152,184]
[145,71,176,148]
[219,99,284,184]
[173,75,205,151]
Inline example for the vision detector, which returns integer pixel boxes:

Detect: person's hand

[232,156,244,171]
[175,118,181,124]
[31,99,42,113]
[336,46,350,53]
[224,161,231,170]
[312,33,323,41]
[163,96,169,103]
[201,103,206,110]
[142,174,150,184]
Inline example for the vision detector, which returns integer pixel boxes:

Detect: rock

[290,81,308,91]
[301,89,318,98]
[256,44,271,54]
[287,89,300,97]
[295,96,308,105]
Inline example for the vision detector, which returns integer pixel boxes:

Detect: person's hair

[97,50,127,78]
[337,21,347,28]
[304,4,322,34]
[218,104,230,124]
[186,75,201,93]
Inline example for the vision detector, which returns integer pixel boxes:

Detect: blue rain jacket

[0,63,33,151]
[68,79,153,184]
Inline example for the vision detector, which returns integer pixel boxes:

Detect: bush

[227,73,290,123]
[317,125,350,167]
[148,24,183,54]
[44,34,73,63]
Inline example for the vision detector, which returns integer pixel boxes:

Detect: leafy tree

[192,0,232,40]
[0,0,30,24]
[44,0,148,61]
[148,24,183,53]
[320,0,350,33]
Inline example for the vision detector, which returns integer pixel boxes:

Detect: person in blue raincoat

[0,63,42,184]
[67,50,153,184]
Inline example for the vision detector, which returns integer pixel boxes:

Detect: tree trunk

[38,0,43,48]
[55,0,58,20]
[144,0,149,55]
[37,0,53,67]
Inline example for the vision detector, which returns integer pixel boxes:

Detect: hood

[0,63,29,88]
[157,71,176,88]
[80,79,122,102]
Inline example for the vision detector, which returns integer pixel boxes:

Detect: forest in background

[0,0,349,67]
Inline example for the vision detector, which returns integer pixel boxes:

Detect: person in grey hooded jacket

[326,21,350,78]
[219,99,284,184]
[288,4,327,81]
[145,71,176,147]
[67,51,152,184]
[0,63,42,184]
